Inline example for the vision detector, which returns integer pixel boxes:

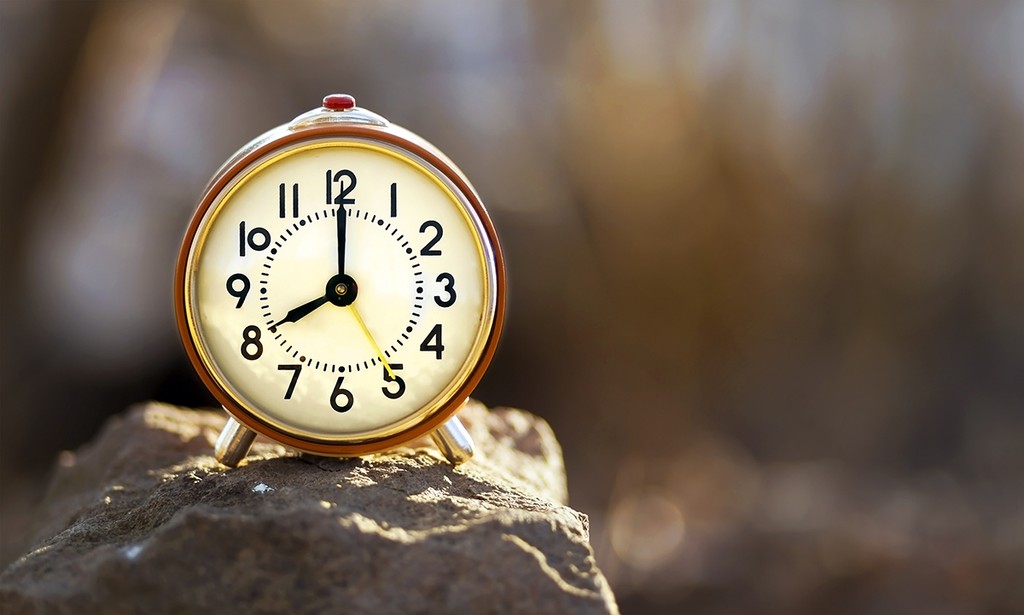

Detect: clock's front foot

[215,416,257,467]
[431,415,474,465]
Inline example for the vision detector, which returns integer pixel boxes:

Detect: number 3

[434,273,456,308]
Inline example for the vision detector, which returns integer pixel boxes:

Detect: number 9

[226,273,250,308]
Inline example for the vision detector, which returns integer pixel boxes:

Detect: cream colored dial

[185,141,494,442]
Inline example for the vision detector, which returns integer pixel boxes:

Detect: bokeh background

[2,1,1023,613]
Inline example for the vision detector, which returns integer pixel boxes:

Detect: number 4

[420,324,444,360]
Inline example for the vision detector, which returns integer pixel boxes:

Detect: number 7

[277,364,302,399]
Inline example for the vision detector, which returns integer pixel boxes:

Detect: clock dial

[185,141,494,442]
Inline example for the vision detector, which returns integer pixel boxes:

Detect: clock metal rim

[174,123,506,456]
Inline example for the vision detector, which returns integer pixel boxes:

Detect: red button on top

[323,94,356,111]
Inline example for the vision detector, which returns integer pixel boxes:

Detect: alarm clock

[175,94,505,467]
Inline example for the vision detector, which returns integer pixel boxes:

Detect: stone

[0,401,618,615]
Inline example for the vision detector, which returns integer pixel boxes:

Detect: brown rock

[0,401,617,615]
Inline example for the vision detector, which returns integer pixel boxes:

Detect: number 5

[382,363,405,399]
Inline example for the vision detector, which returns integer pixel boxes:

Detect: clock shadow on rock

[0,402,617,615]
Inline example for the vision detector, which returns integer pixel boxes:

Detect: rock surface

[0,401,617,615]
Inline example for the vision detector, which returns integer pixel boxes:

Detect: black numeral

[226,273,250,308]
[419,220,443,256]
[239,221,271,257]
[434,273,456,308]
[390,182,398,217]
[330,376,354,412]
[420,324,444,360]
[326,170,356,205]
[382,363,405,399]
[240,325,263,360]
[277,364,302,399]
[279,182,299,218]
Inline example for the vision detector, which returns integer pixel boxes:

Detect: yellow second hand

[348,304,395,379]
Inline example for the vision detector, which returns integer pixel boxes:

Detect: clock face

[183,139,498,445]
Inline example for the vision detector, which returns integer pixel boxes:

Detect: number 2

[326,170,356,206]
[419,221,443,256]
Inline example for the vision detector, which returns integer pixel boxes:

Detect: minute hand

[336,201,347,275]
[273,295,329,328]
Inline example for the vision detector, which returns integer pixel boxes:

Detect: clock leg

[215,416,257,467]
[431,415,474,465]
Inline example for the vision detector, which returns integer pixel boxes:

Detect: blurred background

[2,1,1023,613]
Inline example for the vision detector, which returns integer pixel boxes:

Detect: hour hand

[273,295,329,328]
